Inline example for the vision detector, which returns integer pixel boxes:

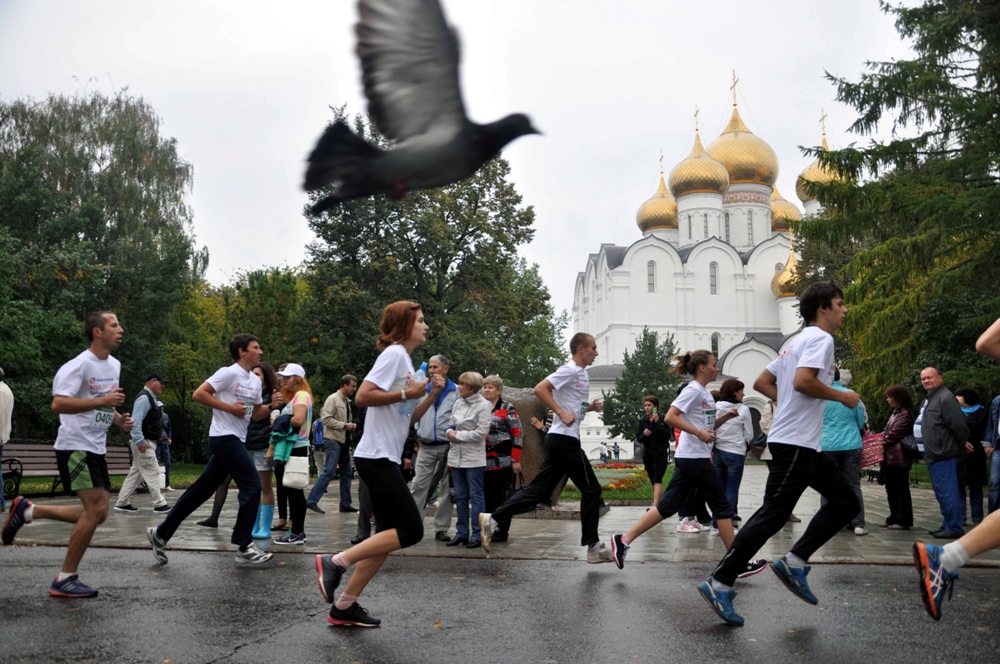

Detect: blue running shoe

[49,574,98,598]
[697,579,744,626]
[2,496,32,545]
[913,541,957,620]
[772,556,818,605]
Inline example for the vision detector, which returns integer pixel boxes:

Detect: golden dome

[796,133,842,203]
[771,241,798,298]
[770,186,801,231]
[706,105,779,187]
[636,173,677,231]
[668,130,730,198]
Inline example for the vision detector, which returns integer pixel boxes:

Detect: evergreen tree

[601,329,681,439]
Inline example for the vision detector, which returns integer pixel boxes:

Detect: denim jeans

[989,449,1000,514]
[712,449,745,526]
[306,439,352,508]
[156,443,172,487]
[820,448,865,528]
[451,466,485,540]
[928,456,964,534]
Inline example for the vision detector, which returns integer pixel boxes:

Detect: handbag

[281,455,309,489]
[502,470,526,502]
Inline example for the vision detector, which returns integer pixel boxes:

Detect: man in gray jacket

[408,355,458,541]
[918,366,969,538]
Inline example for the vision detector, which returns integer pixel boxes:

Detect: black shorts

[354,456,423,548]
[56,449,112,494]
[643,445,670,485]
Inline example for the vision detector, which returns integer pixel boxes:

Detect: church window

[747,210,754,245]
[647,260,656,292]
[711,332,720,357]
[687,215,692,239]
[709,262,718,295]
[703,213,709,238]
[724,213,731,243]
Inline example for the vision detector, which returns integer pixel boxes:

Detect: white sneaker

[678,520,702,534]
[235,542,273,564]
[710,527,720,536]
[479,513,494,554]
[854,527,868,536]
[676,518,691,533]
[587,543,614,564]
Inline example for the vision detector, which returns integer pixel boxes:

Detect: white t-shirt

[546,360,590,439]
[355,344,415,463]
[206,363,262,441]
[52,349,122,454]
[672,381,715,459]
[714,400,754,455]
[766,325,836,450]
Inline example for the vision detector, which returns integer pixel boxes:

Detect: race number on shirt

[92,407,115,430]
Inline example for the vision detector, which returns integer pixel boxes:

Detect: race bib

[705,407,716,430]
[92,407,115,431]
[243,400,254,421]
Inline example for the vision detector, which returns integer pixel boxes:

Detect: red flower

[495,409,508,418]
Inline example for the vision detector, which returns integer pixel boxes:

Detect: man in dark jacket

[918,367,969,538]
[985,393,1000,514]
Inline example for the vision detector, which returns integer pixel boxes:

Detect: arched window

[646,260,656,292]
[724,212,731,243]
[711,332,720,357]
[709,261,718,295]
[703,213,709,238]
[687,215,692,239]
[747,209,754,245]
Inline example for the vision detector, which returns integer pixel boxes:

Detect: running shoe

[315,554,347,603]
[146,526,168,564]
[677,519,702,534]
[327,602,381,627]
[235,543,273,564]
[479,513,495,554]
[913,541,957,620]
[697,579,744,626]
[587,543,614,564]
[772,556,818,604]
[738,559,768,579]
[49,574,99,598]
[610,533,629,569]
[114,503,139,513]
[273,532,306,545]
[153,503,172,513]
[2,496,32,545]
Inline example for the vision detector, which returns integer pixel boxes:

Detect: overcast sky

[0,1,912,319]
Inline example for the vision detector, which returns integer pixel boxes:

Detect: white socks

[940,542,970,571]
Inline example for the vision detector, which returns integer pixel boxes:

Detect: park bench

[2,440,133,499]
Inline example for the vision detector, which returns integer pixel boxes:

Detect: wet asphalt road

[1,546,998,664]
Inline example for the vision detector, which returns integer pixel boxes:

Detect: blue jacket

[820,382,866,452]
[415,379,458,445]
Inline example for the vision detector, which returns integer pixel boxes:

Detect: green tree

[303,112,564,386]
[795,0,1000,422]
[601,328,681,439]
[0,91,198,436]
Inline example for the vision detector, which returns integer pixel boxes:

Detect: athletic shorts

[251,449,274,472]
[56,449,112,493]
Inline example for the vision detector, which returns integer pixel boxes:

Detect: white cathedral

[572,93,839,458]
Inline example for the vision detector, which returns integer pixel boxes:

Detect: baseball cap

[145,373,167,384]
[276,363,306,378]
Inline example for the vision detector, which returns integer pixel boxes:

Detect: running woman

[610,352,766,579]
[914,315,1000,620]
[314,300,429,627]
[698,281,861,626]
[3,311,134,598]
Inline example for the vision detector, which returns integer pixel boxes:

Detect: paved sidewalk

[7,465,1000,566]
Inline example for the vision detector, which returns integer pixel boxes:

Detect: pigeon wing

[356,0,467,142]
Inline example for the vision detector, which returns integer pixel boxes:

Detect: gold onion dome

[636,172,677,231]
[770,186,801,232]
[706,105,779,187]
[771,242,798,298]
[668,130,730,198]
[796,133,841,203]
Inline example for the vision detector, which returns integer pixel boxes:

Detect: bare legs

[30,487,109,575]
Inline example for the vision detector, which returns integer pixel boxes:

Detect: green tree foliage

[304,112,564,387]
[0,91,198,436]
[601,328,681,439]
[795,0,1000,422]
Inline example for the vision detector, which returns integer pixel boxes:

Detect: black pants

[484,466,513,514]
[657,457,732,520]
[883,464,913,527]
[711,443,859,586]
[274,447,308,534]
[354,457,423,547]
[492,433,602,546]
[157,435,261,548]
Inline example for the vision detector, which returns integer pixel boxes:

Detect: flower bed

[593,462,639,470]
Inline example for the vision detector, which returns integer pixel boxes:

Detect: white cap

[276,363,306,378]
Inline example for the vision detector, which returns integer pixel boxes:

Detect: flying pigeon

[304,0,539,213]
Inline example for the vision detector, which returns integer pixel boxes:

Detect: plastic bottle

[399,362,427,418]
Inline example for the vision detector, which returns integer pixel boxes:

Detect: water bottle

[399,363,427,418]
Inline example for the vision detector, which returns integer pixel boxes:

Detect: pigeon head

[475,113,540,161]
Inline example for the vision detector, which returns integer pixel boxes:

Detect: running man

[914,315,1000,619]
[2,311,134,598]
[479,332,613,563]
[698,281,861,626]
[145,334,274,565]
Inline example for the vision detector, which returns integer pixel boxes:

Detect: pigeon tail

[304,120,384,195]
